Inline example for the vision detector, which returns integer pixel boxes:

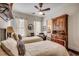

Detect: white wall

[68,12,79,51]
[43,4,79,52]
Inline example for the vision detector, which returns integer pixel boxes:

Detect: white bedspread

[25,40,69,56]
[22,36,43,43]
[1,38,69,56]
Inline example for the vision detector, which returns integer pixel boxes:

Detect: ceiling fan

[33,3,50,15]
[0,3,13,22]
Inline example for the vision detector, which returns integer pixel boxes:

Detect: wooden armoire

[51,14,68,48]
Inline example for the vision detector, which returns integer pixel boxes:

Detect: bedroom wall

[43,4,79,52]
[68,12,79,51]
[12,11,43,36]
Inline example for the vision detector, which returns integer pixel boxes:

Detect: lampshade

[6,26,14,33]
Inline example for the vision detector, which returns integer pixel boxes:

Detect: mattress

[22,36,43,43]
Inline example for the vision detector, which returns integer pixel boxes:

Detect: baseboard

[68,48,79,55]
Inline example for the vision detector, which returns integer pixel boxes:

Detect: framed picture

[28,24,33,30]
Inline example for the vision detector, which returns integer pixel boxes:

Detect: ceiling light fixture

[38,11,43,15]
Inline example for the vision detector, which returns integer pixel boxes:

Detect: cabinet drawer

[53,39,66,47]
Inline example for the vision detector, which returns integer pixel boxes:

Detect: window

[34,20,41,35]
[18,19,25,36]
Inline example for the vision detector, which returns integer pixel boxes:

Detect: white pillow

[1,38,18,56]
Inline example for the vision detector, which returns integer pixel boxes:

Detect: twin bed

[0,36,69,56]
[22,36,43,43]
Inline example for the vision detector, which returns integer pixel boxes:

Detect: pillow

[17,40,26,56]
[1,38,18,56]
[38,33,46,40]
[12,32,19,40]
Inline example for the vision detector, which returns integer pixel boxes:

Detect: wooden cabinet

[52,14,68,48]
[0,28,6,41]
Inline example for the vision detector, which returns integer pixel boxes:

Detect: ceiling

[13,3,65,17]
[13,3,79,17]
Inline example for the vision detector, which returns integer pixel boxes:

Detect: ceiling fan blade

[34,6,39,9]
[41,8,50,11]
[39,3,43,8]
[1,8,8,13]
[8,3,14,19]
[0,3,13,21]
